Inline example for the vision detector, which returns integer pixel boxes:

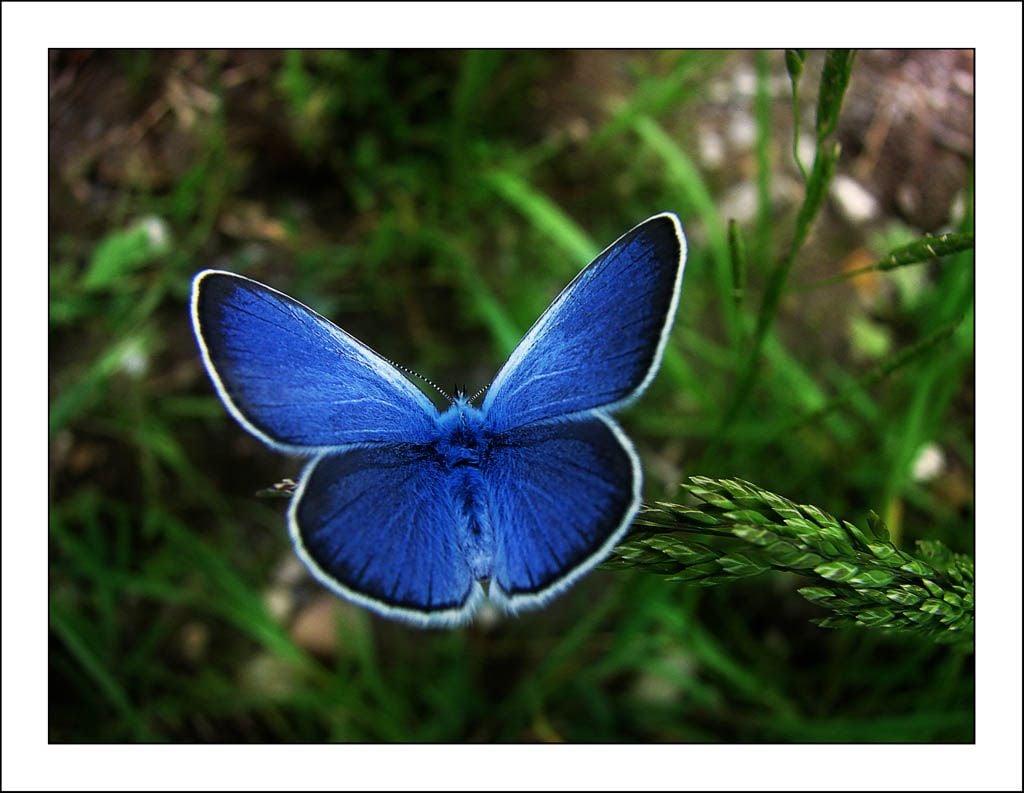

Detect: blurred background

[49,49,974,742]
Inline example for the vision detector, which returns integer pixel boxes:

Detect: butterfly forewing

[481,213,686,433]
[192,271,439,453]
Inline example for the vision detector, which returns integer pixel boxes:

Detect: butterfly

[190,213,686,627]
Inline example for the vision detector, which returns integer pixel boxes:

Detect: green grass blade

[754,50,775,261]
[786,49,809,181]
[780,313,966,436]
[720,139,841,433]
[800,232,975,290]
[728,219,747,318]
[632,115,738,346]
[816,50,856,142]
[49,333,153,436]
[481,169,598,263]
[50,603,153,739]
[719,50,855,433]
[415,226,523,355]
[451,50,505,133]
[591,51,723,147]
[83,218,171,292]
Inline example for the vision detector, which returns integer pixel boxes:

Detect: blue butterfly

[191,213,686,627]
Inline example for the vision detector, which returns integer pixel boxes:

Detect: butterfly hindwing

[191,271,439,452]
[481,213,686,433]
[481,415,640,608]
[290,446,481,625]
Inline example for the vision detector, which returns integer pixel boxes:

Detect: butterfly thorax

[433,400,489,467]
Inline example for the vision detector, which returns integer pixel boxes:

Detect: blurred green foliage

[49,49,973,742]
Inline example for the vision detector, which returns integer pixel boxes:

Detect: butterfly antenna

[469,383,490,404]
[379,354,452,404]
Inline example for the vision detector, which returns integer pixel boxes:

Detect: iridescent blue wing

[481,213,686,433]
[191,270,439,453]
[481,415,640,608]
[290,446,482,626]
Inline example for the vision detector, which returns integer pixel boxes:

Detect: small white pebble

[630,650,696,704]
[797,133,817,173]
[239,653,295,696]
[707,78,730,104]
[473,600,502,630]
[831,174,879,224]
[138,215,170,250]
[770,74,793,97]
[732,64,757,97]
[912,443,946,482]
[564,117,590,143]
[274,554,307,586]
[719,182,758,224]
[118,337,149,378]
[949,190,967,226]
[697,126,725,169]
[897,184,920,216]
[727,111,757,150]
[263,586,293,622]
[953,70,973,94]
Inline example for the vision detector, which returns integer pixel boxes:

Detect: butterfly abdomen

[447,464,493,580]
[430,402,495,580]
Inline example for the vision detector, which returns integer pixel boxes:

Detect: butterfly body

[192,213,686,627]
[426,398,495,580]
